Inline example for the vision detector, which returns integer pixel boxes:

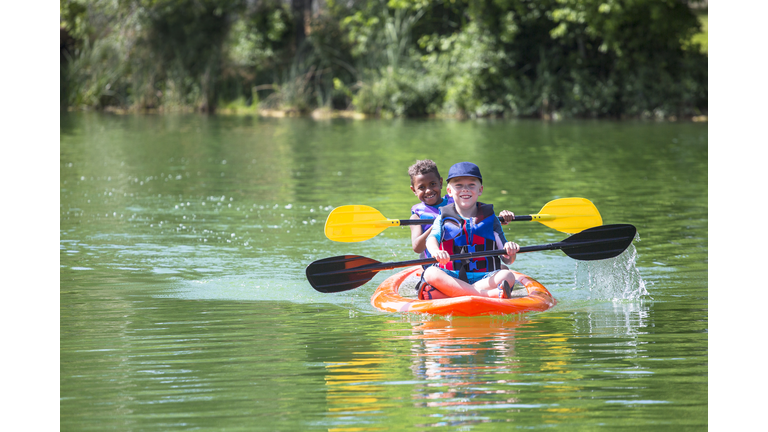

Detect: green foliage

[65,38,130,108]
[139,0,244,112]
[62,1,138,109]
[420,22,512,118]
[353,66,440,117]
[342,1,440,116]
[253,9,358,112]
[61,0,707,118]
[542,0,707,117]
[60,0,90,41]
[227,0,293,70]
[692,13,707,54]
[337,1,425,71]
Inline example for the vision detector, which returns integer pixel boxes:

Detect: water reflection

[407,317,520,377]
[404,316,592,427]
[319,316,532,429]
[318,300,660,428]
[323,353,390,417]
[406,316,525,423]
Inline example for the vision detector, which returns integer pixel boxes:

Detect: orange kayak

[371,266,556,316]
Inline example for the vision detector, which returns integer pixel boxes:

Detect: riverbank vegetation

[60,0,708,119]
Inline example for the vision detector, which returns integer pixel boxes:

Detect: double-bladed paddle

[307,223,636,293]
[324,197,602,242]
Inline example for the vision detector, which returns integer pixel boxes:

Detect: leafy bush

[60,0,706,118]
[353,66,440,117]
[419,23,512,118]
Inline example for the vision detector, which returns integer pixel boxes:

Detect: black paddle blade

[559,224,637,261]
[306,255,381,293]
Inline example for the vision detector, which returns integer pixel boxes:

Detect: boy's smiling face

[410,172,443,206]
[446,176,483,209]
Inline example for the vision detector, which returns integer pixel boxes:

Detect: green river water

[60,113,708,431]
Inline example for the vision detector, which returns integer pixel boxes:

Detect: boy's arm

[426,216,450,264]
[409,214,432,253]
[426,236,450,265]
[493,215,509,244]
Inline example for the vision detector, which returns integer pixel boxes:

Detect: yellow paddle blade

[324,205,401,242]
[532,198,602,234]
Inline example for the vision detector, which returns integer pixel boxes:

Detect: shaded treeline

[60,0,707,119]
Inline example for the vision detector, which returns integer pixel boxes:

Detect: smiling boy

[408,160,454,258]
[421,162,520,299]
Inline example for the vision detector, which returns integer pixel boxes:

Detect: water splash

[574,235,649,301]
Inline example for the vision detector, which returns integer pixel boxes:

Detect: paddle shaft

[399,215,538,226]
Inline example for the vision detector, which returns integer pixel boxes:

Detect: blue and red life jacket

[437,202,504,282]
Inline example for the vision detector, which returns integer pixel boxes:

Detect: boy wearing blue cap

[419,162,521,300]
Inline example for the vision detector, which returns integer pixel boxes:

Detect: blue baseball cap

[446,162,482,183]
